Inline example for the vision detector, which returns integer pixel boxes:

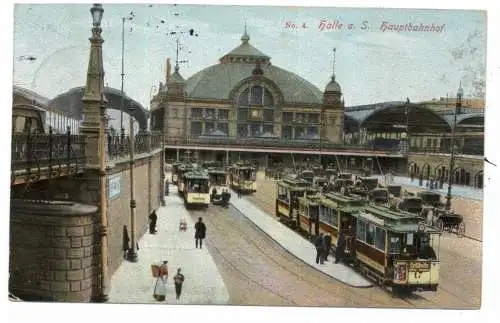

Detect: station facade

[149,31,484,188]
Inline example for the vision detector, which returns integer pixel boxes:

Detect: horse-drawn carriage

[418,191,466,237]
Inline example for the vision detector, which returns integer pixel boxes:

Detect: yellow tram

[275,177,316,228]
[228,161,257,193]
[182,170,210,208]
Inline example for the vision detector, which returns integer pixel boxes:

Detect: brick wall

[106,151,162,277]
[9,200,98,302]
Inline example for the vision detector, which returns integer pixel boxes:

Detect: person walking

[194,217,207,249]
[173,268,185,300]
[314,233,324,264]
[149,209,158,234]
[323,233,332,261]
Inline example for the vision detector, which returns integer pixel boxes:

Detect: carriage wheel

[457,222,466,238]
[436,219,444,232]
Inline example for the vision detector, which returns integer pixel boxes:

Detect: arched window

[236,85,275,138]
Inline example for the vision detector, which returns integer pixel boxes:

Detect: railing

[409,145,483,156]
[107,131,163,160]
[164,137,403,153]
[11,130,163,182]
[11,129,85,184]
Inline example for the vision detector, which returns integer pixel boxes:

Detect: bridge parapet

[11,130,163,184]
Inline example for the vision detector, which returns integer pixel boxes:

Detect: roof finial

[331,47,337,81]
[175,38,180,72]
[241,21,250,43]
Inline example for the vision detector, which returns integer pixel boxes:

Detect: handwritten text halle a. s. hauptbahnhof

[285,20,446,33]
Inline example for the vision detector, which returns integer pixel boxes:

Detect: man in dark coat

[323,233,332,261]
[173,268,185,300]
[149,210,158,234]
[314,233,325,264]
[335,232,346,264]
[194,217,207,249]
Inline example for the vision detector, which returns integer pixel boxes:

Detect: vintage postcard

[7,0,497,321]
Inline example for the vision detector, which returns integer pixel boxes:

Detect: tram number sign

[409,262,430,272]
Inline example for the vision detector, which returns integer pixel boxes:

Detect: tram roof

[356,204,440,233]
[184,170,209,179]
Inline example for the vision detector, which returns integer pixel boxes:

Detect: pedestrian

[323,233,332,261]
[173,268,185,300]
[165,179,169,196]
[335,231,346,264]
[314,233,324,264]
[149,209,158,234]
[194,217,207,249]
[122,225,130,259]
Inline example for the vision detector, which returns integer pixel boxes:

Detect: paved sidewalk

[374,175,483,201]
[228,189,372,288]
[108,193,230,305]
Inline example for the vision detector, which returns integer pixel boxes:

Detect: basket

[151,264,161,278]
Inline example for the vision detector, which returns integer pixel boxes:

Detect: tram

[316,192,367,251]
[297,190,323,238]
[207,167,229,199]
[177,163,195,194]
[182,170,210,208]
[350,204,441,294]
[171,162,181,184]
[228,161,257,193]
[275,177,316,228]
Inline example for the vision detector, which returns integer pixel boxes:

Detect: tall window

[236,85,275,138]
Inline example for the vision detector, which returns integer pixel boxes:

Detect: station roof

[49,86,149,130]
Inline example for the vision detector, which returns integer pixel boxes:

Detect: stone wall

[106,151,162,277]
[9,200,98,302]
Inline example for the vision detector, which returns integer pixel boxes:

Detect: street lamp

[445,82,463,211]
[126,102,139,262]
[120,13,134,146]
[320,107,325,168]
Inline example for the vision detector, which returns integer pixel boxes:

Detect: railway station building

[149,31,484,188]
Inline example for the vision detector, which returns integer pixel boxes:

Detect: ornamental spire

[331,47,336,81]
[241,21,250,43]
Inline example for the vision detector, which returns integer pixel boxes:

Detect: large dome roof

[185,64,323,104]
[184,32,323,105]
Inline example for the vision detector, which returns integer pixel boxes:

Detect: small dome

[325,75,341,93]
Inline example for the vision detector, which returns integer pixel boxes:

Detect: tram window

[375,227,386,250]
[319,205,330,223]
[366,223,375,245]
[389,236,401,254]
[356,220,366,241]
[406,233,414,245]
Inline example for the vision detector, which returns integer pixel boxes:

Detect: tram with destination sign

[228,161,257,193]
[182,170,210,208]
[275,177,316,228]
[351,204,441,294]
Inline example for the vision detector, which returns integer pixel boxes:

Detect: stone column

[79,7,109,302]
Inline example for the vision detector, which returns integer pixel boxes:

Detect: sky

[12,2,487,111]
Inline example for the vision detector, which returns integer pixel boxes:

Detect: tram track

[187,205,410,308]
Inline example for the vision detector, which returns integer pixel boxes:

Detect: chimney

[166,58,171,82]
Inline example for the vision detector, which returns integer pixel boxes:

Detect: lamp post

[320,107,325,168]
[120,14,133,147]
[126,103,139,262]
[445,82,463,211]
[81,3,108,302]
